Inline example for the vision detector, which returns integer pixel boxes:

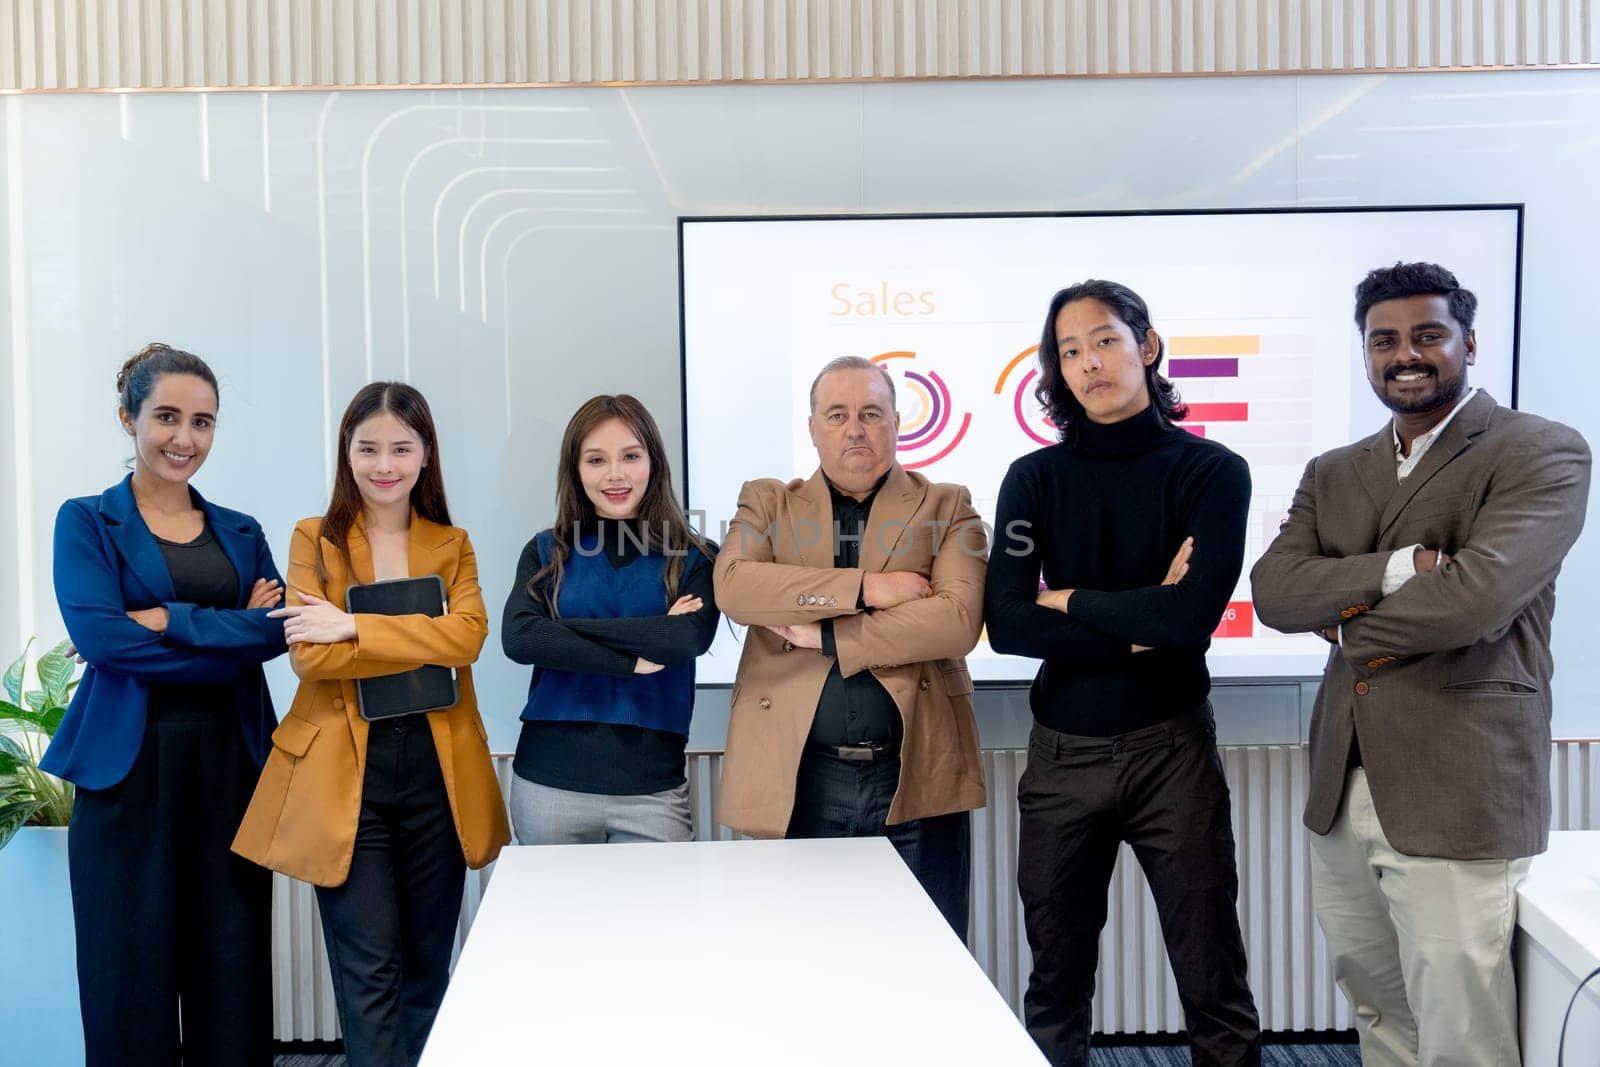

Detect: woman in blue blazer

[42,343,288,1067]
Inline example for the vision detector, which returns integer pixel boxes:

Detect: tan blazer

[233,514,511,886]
[1251,392,1591,860]
[712,465,988,838]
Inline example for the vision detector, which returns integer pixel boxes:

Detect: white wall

[4,70,1599,746]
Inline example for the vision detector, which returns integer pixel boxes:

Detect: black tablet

[344,576,459,720]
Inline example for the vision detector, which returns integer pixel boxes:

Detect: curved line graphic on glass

[400,142,614,378]
[355,96,593,376]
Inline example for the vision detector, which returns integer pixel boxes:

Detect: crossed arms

[712,480,987,675]
[984,453,1252,659]
[1251,423,1591,666]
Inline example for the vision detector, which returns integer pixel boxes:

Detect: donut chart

[871,351,974,470]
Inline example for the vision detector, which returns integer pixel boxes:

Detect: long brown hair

[318,382,452,582]
[529,394,710,615]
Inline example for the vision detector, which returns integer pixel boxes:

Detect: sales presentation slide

[682,209,1519,681]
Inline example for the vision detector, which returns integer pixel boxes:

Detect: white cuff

[1380,545,1421,597]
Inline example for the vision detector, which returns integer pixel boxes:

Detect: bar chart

[1159,324,1341,641]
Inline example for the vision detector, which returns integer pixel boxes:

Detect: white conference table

[420,837,1046,1066]
[1516,831,1600,1066]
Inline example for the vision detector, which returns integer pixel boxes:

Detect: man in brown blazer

[1252,262,1591,1067]
[713,355,988,936]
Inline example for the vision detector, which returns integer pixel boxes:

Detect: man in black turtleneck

[985,280,1260,1067]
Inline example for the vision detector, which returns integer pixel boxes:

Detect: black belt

[807,740,901,762]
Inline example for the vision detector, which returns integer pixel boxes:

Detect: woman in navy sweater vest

[502,394,719,843]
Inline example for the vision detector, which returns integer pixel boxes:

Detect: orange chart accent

[993,345,1040,393]
[871,350,917,362]
[1169,335,1261,356]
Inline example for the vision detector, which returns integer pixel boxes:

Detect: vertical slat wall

[4,0,1596,92]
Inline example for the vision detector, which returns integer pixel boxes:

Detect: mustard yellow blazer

[233,513,510,887]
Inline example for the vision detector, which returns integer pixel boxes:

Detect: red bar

[1182,424,1207,438]
[1213,601,1254,639]
[1185,402,1249,422]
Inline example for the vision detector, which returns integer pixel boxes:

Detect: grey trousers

[1311,767,1529,1067]
[509,775,694,845]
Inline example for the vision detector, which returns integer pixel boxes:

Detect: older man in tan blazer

[713,355,988,936]
[1252,262,1591,1067]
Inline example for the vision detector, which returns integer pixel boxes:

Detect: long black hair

[1034,279,1187,443]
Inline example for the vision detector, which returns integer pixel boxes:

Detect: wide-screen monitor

[681,207,1521,682]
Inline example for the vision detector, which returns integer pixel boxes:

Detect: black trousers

[316,714,466,1067]
[68,706,273,1067]
[786,749,972,940]
[1017,709,1261,1067]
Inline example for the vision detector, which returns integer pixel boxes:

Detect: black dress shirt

[807,473,903,748]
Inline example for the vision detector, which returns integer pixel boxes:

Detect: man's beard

[1379,366,1466,415]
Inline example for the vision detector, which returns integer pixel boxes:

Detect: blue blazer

[41,474,288,791]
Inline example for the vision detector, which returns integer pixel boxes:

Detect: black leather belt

[807,740,901,762]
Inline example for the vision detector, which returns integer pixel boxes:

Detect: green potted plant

[0,637,77,846]
[0,637,83,1065]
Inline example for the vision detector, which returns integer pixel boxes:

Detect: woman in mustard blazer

[233,382,509,1067]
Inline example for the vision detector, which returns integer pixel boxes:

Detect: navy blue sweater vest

[517,530,700,737]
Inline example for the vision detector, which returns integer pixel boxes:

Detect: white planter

[0,825,83,1065]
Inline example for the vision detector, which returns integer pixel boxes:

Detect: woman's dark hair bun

[116,342,218,418]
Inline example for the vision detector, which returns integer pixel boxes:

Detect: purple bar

[1168,357,1239,378]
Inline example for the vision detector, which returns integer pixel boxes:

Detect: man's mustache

[1384,364,1437,381]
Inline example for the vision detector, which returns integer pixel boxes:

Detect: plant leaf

[0,700,34,725]
[0,752,25,775]
[22,691,47,713]
[0,795,45,851]
[2,638,31,705]
[36,649,75,707]
[0,733,29,761]
[30,774,73,826]
[38,707,65,736]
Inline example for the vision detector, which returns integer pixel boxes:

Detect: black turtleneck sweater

[984,403,1251,736]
